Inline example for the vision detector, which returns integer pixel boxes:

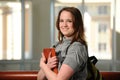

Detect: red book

[43,48,58,74]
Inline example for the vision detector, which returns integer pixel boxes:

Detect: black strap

[88,56,98,65]
[65,44,71,55]
[59,44,71,64]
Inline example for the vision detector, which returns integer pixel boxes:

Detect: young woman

[37,7,88,80]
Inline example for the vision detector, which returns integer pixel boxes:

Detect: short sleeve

[63,42,87,72]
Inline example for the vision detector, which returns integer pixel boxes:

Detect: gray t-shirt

[54,38,88,80]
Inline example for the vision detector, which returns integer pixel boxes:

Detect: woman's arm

[37,69,47,80]
[40,55,74,80]
[37,52,58,80]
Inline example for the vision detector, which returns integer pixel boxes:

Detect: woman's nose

[63,21,67,27]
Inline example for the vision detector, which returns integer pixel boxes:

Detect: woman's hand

[40,52,58,70]
[47,52,58,69]
[40,52,46,69]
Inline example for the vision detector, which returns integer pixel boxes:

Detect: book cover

[43,48,58,74]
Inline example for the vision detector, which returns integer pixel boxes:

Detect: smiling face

[56,7,86,45]
[59,11,75,39]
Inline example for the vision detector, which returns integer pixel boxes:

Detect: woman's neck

[64,36,73,40]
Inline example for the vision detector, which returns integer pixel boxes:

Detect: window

[98,23,107,33]
[98,6,108,15]
[0,1,32,60]
[98,43,106,51]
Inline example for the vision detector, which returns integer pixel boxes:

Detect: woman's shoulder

[71,41,84,47]
[69,41,87,52]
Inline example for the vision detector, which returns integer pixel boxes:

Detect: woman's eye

[68,20,72,22]
[59,19,73,23]
[66,19,72,22]
[59,20,63,22]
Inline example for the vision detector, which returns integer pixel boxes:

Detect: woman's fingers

[48,56,58,64]
[40,52,46,66]
[41,52,45,59]
[47,56,58,69]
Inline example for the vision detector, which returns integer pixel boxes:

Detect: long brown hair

[56,7,87,45]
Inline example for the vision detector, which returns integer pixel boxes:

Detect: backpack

[58,43,104,80]
[86,56,104,80]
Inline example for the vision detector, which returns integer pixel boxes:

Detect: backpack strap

[58,44,71,64]
[88,56,98,65]
[65,44,71,55]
